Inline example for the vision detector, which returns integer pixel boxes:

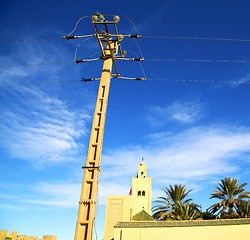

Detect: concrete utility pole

[74,54,113,240]
[71,13,144,240]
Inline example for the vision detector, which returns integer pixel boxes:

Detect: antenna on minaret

[142,157,144,162]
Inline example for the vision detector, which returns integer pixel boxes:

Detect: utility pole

[69,13,144,240]
[74,53,113,240]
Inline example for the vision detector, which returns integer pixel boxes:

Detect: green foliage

[235,200,250,218]
[169,202,201,220]
[152,184,199,221]
[208,177,250,218]
[153,178,250,221]
[201,211,217,220]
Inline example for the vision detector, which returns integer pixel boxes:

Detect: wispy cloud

[0,181,81,209]
[1,125,250,209]
[100,125,250,202]
[135,1,173,34]
[0,40,93,166]
[23,181,81,208]
[239,73,250,83]
[0,88,91,165]
[147,100,203,126]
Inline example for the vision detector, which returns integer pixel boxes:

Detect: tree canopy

[208,177,250,218]
[152,184,200,220]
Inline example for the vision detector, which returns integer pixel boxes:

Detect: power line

[66,15,91,36]
[145,78,250,84]
[143,36,250,42]
[2,58,250,68]
[0,34,95,43]
[0,61,73,68]
[0,80,85,88]
[1,76,249,88]
[144,59,250,63]
[2,35,250,44]
[0,37,62,43]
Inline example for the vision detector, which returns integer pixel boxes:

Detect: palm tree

[235,200,250,218]
[200,211,216,220]
[152,184,193,220]
[208,177,250,218]
[169,202,201,220]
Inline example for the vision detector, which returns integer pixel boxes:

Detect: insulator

[117,35,124,41]
[121,50,127,57]
[133,58,142,61]
[113,15,120,22]
[98,15,105,22]
[129,34,141,38]
[81,78,93,82]
[92,15,98,22]
[62,35,77,40]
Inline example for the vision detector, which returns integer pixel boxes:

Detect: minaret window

[142,191,145,196]
[138,191,141,196]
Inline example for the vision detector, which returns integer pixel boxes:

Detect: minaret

[131,160,152,217]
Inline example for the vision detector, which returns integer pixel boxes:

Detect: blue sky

[1,0,250,239]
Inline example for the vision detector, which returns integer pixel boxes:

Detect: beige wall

[0,231,56,240]
[131,176,151,216]
[114,219,250,240]
[0,231,17,240]
[103,162,152,240]
[103,196,132,240]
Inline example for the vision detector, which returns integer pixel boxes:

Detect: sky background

[1,0,250,239]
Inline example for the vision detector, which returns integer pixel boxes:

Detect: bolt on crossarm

[74,13,125,240]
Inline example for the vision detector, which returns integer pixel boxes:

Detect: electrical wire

[0,34,96,43]
[74,37,95,60]
[0,37,62,43]
[0,80,84,88]
[125,50,147,79]
[2,34,250,43]
[112,76,250,84]
[120,15,140,35]
[0,61,73,68]
[66,15,91,36]
[83,51,101,78]
[145,78,250,84]
[2,58,250,68]
[1,76,249,88]
[133,39,144,59]
[144,59,250,63]
[143,35,250,42]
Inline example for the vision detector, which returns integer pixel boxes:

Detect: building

[113,219,250,240]
[104,162,250,240]
[103,161,152,240]
[0,230,57,240]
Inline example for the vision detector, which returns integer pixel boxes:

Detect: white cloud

[0,181,81,209]
[0,203,25,211]
[238,73,250,84]
[0,88,90,165]
[0,39,94,165]
[1,125,250,209]
[100,125,250,203]
[147,100,203,126]
[23,182,81,208]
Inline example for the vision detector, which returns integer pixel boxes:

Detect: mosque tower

[131,161,152,216]
[103,161,152,240]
